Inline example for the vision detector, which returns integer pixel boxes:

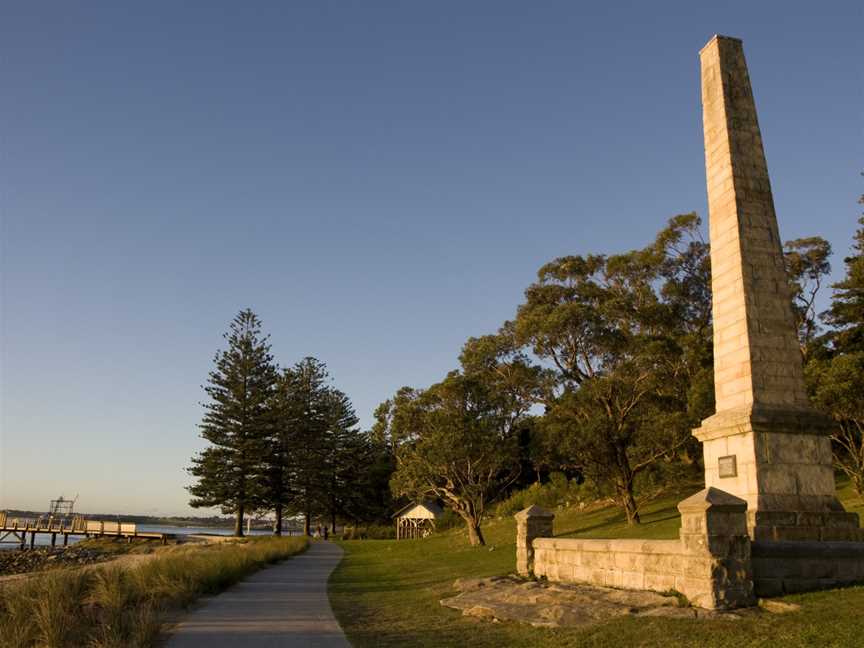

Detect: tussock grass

[0,536,307,648]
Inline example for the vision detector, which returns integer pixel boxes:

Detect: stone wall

[530,532,752,610]
[516,490,864,610]
[752,541,864,596]
[516,488,756,609]
[532,537,690,596]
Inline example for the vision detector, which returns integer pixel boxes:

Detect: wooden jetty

[0,511,173,549]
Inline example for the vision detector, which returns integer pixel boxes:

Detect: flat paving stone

[164,541,349,647]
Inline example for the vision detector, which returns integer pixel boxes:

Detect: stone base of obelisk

[694,406,864,542]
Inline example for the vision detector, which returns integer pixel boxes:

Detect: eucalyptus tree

[783,236,832,357]
[513,214,712,524]
[389,334,543,546]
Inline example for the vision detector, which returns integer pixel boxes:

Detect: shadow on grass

[556,511,682,539]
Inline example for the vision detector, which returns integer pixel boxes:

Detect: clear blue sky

[1,1,861,516]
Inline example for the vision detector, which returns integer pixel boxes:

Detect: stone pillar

[693,35,859,541]
[700,35,807,414]
[515,505,554,577]
[677,488,755,609]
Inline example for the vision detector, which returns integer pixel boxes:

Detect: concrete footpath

[164,541,350,647]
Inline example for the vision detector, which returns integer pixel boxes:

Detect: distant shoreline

[1,510,275,530]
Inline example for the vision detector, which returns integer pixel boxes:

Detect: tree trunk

[620,487,640,525]
[303,510,311,536]
[614,441,640,525]
[853,473,864,498]
[330,511,337,534]
[466,518,485,546]
[234,502,245,537]
[274,502,283,536]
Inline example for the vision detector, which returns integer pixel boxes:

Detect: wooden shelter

[393,501,443,540]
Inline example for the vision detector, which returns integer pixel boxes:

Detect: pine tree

[261,368,300,535]
[825,209,864,354]
[319,388,361,532]
[187,309,278,536]
[285,357,332,535]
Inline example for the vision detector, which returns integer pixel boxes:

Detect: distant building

[393,501,443,540]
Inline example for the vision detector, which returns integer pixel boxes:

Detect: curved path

[164,541,350,647]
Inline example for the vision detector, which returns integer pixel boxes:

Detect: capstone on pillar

[677,487,755,609]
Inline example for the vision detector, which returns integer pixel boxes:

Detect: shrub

[341,525,396,540]
[435,508,462,531]
[495,473,585,517]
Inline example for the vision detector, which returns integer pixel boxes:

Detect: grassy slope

[330,482,864,648]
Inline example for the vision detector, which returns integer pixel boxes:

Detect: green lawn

[330,483,864,647]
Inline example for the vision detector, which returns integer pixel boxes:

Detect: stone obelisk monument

[694,36,860,541]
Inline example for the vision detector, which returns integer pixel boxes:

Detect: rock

[440,576,752,629]
[759,599,801,614]
[463,605,497,619]
[0,546,112,576]
[452,578,488,592]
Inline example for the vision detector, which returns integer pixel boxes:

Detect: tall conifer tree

[825,211,864,354]
[286,357,331,535]
[263,368,301,535]
[187,309,278,536]
[319,388,361,532]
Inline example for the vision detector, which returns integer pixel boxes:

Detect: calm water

[0,524,300,550]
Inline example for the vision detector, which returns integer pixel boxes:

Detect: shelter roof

[392,500,444,519]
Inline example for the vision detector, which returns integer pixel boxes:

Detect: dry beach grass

[0,535,307,647]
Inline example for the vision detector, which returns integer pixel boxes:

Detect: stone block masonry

[515,505,553,577]
[515,489,756,610]
[752,541,864,596]
[693,34,860,541]
[516,493,864,609]
[700,35,808,414]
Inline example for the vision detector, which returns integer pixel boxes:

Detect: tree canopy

[187,312,376,535]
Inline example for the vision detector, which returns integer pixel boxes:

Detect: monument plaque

[718,455,737,478]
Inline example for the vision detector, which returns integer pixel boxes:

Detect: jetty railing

[0,511,171,549]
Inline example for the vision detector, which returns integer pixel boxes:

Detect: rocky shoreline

[0,546,112,576]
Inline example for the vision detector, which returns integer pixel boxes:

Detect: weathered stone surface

[515,506,554,577]
[759,599,801,614]
[441,576,754,628]
[692,34,859,539]
[514,505,554,521]
[529,492,756,610]
[678,487,748,513]
[752,540,864,595]
[699,35,806,413]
